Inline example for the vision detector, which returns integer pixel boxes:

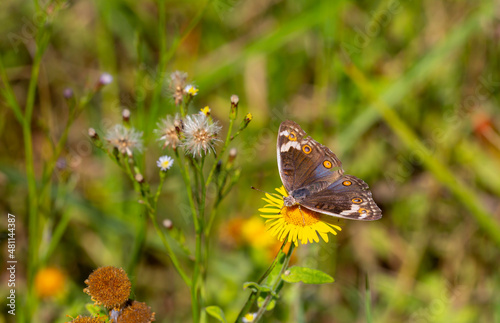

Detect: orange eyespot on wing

[302,145,312,154]
[352,198,362,203]
[358,208,368,214]
[342,180,352,186]
[323,160,332,168]
[288,132,297,141]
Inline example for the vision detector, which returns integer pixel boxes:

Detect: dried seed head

[154,114,183,149]
[83,266,131,310]
[182,114,222,157]
[105,125,143,157]
[116,301,155,323]
[169,71,188,105]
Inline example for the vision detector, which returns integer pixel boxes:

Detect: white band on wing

[280,141,301,152]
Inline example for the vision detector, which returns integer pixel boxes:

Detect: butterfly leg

[298,205,306,226]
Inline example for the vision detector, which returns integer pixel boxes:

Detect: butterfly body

[277,120,382,221]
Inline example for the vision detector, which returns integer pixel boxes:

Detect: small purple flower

[99,73,113,86]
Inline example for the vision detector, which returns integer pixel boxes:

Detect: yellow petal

[276,186,288,197]
[318,231,329,243]
[259,208,281,213]
[264,193,283,205]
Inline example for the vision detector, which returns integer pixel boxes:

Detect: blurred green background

[1,0,500,322]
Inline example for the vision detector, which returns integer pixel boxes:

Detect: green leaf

[205,306,227,323]
[281,266,334,284]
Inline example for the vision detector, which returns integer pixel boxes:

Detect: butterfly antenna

[251,186,272,195]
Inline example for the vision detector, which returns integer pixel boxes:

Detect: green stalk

[24,24,51,323]
[252,243,295,322]
[235,241,295,322]
[148,0,167,131]
[206,110,236,187]
[0,59,24,123]
[134,173,191,287]
[191,156,207,323]
[145,202,192,286]
[173,150,203,321]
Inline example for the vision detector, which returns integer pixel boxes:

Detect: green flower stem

[154,170,168,206]
[145,202,192,287]
[206,114,236,187]
[0,59,24,123]
[253,243,295,322]
[148,0,167,130]
[122,156,140,189]
[179,102,186,118]
[181,95,192,118]
[192,156,207,323]
[235,241,295,323]
[40,175,78,265]
[173,150,203,321]
[23,21,51,323]
[173,150,199,231]
[127,211,147,288]
[136,177,192,287]
[343,63,500,248]
[37,94,97,214]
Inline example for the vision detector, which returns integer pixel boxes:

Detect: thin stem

[206,115,235,187]
[145,203,192,286]
[174,150,199,231]
[25,22,51,323]
[134,177,191,287]
[191,156,207,323]
[0,59,24,123]
[253,243,295,322]
[235,241,293,322]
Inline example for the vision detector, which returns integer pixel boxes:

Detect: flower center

[118,138,129,148]
[166,128,178,138]
[282,205,321,227]
[194,129,209,143]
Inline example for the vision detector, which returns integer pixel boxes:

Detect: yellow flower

[35,267,66,298]
[241,217,275,249]
[259,186,342,246]
[200,106,210,116]
[242,312,256,322]
[185,84,199,96]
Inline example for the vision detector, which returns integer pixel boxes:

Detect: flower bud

[135,173,144,183]
[63,88,74,99]
[163,219,173,229]
[230,95,239,120]
[239,113,252,131]
[122,109,131,123]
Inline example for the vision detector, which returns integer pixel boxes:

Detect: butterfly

[277,120,382,221]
